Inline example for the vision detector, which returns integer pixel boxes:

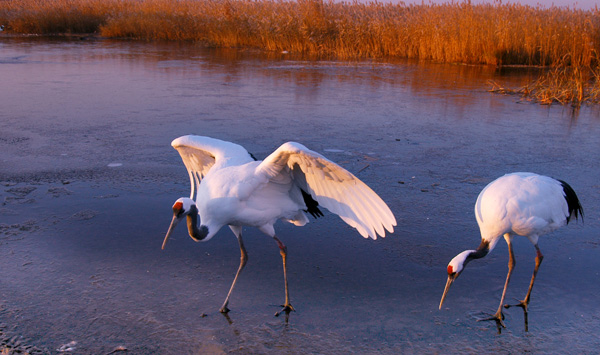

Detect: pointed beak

[162,214,182,250]
[439,274,456,310]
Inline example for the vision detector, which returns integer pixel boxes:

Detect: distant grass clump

[489,53,600,106]
[1,0,599,105]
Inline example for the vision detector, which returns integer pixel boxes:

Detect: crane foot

[477,311,506,334]
[275,304,295,317]
[504,298,528,311]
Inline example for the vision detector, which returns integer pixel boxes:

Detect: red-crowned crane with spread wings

[162,135,396,316]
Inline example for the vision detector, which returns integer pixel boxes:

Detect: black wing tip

[558,179,584,224]
[249,152,258,161]
[301,189,324,219]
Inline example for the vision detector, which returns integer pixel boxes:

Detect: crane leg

[479,236,515,334]
[274,236,294,317]
[504,244,544,332]
[220,234,248,313]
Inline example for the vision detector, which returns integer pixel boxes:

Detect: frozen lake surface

[0,38,599,354]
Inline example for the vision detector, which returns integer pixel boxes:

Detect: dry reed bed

[1,0,598,65]
[1,0,599,105]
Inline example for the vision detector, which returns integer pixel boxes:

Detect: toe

[274,304,294,317]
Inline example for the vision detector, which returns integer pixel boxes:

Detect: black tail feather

[301,189,323,219]
[558,179,584,224]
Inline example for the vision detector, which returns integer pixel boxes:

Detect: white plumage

[162,135,396,315]
[475,173,574,252]
[439,172,583,333]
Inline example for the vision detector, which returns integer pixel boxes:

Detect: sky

[381,0,597,10]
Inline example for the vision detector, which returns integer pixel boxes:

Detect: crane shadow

[221,311,234,325]
[273,306,293,324]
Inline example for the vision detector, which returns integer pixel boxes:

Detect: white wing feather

[256,142,396,239]
[171,135,253,201]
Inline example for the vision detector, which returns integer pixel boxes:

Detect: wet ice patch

[324,149,344,153]
[69,210,98,221]
[57,341,77,352]
[6,186,36,197]
[0,133,30,144]
[0,323,47,354]
[107,163,123,168]
[94,194,119,199]
[48,187,72,198]
[0,220,39,236]
[3,196,35,205]
[109,345,128,353]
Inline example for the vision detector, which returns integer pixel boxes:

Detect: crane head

[439,241,490,310]
[438,250,471,310]
[162,197,195,250]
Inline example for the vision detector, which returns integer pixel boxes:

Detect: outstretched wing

[256,142,396,239]
[171,135,253,201]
